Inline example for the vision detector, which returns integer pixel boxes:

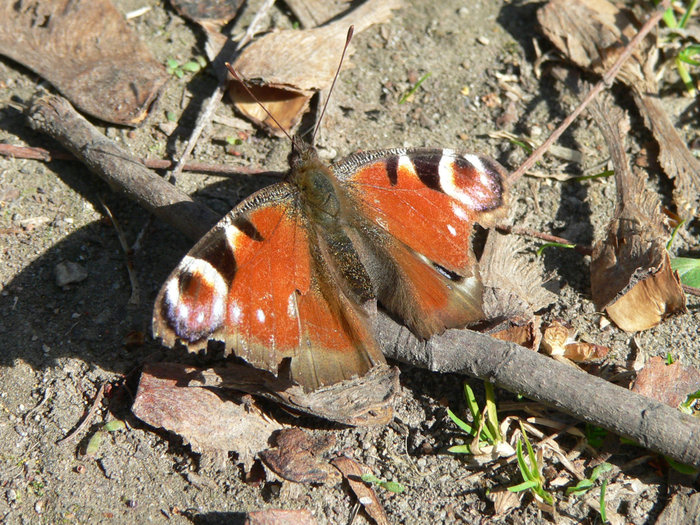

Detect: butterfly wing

[153,182,385,392]
[333,148,508,338]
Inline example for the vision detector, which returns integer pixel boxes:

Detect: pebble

[55,261,88,287]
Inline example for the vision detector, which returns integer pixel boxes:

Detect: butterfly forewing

[153,182,385,391]
[334,148,507,275]
[332,148,508,337]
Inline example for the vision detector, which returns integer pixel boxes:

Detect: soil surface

[1,1,698,524]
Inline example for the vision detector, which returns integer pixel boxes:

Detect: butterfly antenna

[225,63,295,143]
[312,25,354,144]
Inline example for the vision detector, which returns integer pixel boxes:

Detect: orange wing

[153,182,384,392]
[334,148,508,337]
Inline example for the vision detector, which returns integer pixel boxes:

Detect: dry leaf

[260,428,339,484]
[632,356,700,408]
[488,318,542,351]
[229,0,401,135]
[0,0,168,125]
[540,320,610,362]
[480,231,556,322]
[538,0,700,216]
[132,363,282,469]
[585,91,686,331]
[331,456,389,525]
[169,0,243,33]
[488,487,521,515]
[245,509,317,525]
[192,363,399,427]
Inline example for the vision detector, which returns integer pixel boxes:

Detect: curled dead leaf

[540,320,610,362]
[331,456,389,525]
[132,363,283,470]
[584,91,686,332]
[260,428,339,484]
[229,0,401,135]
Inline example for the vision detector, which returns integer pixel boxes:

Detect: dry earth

[0,0,698,524]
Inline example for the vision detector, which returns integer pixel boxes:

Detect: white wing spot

[256,309,266,324]
[452,202,468,221]
[287,293,297,319]
[439,155,476,208]
[397,155,415,177]
[447,224,457,236]
[230,303,242,324]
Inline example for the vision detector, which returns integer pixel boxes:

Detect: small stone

[55,261,88,287]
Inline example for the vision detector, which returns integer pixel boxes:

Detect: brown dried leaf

[260,428,339,484]
[586,92,686,332]
[488,317,542,351]
[488,487,521,516]
[245,509,317,525]
[480,231,556,322]
[0,0,168,125]
[132,363,282,469]
[229,0,401,135]
[285,0,352,28]
[331,456,389,525]
[632,356,700,408]
[540,320,610,362]
[538,0,700,216]
[193,363,399,427]
[169,0,243,33]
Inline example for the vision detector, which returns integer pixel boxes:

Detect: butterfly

[153,139,508,393]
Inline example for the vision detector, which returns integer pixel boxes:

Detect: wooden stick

[26,95,220,242]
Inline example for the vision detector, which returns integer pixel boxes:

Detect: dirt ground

[1,0,699,523]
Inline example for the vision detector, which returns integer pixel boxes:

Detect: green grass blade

[399,73,431,104]
[508,480,538,493]
[670,257,700,287]
[447,407,476,436]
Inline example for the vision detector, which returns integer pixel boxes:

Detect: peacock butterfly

[152,29,509,393]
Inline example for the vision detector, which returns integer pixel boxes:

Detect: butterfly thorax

[288,140,345,225]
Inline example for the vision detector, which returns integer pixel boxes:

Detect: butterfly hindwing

[153,182,385,391]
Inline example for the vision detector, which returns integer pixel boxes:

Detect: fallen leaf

[260,428,339,484]
[540,320,610,362]
[229,0,401,135]
[480,231,556,323]
[331,456,389,525]
[0,0,168,125]
[632,356,700,408]
[132,363,283,469]
[169,0,243,33]
[585,92,686,331]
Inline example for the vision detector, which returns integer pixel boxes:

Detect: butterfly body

[154,140,508,392]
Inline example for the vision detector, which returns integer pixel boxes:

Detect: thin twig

[0,143,279,178]
[507,0,670,185]
[168,0,277,182]
[496,225,593,256]
[682,284,700,297]
[100,199,140,305]
[56,383,105,445]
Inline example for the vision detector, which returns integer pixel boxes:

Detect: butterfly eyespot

[162,256,227,342]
